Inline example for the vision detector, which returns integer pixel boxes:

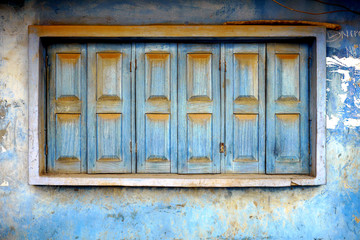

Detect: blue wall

[0,0,359,239]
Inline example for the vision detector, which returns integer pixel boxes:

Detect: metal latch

[220,143,226,155]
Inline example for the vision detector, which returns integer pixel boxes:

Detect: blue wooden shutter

[224,43,265,173]
[178,44,221,174]
[135,43,178,173]
[47,44,87,173]
[266,43,310,174]
[87,44,132,173]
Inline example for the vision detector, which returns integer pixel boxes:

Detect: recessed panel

[275,54,300,102]
[275,114,300,162]
[145,114,170,162]
[55,114,81,162]
[234,54,259,102]
[233,114,258,162]
[56,53,81,100]
[187,54,212,101]
[96,53,122,101]
[96,114,122,162]
[145,53,170,101]
[187,114,212,163]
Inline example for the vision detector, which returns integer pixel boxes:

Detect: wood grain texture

[187,53,212,102]
[136,43,177,173]
[47,44,87,173]
[266,43,310,174]
[29,25,326,38]
[275,53,300,102]
[224,44,265,173]
[87,43,132,173]
[178,44,221,174]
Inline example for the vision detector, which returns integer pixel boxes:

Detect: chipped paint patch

[327,56,360,70]
[0,180,9,187]
[344,118,360,128]
[326,115,340,129]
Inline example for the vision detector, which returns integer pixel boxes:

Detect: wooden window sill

[30,174,323,187]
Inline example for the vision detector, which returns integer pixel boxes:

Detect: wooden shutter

[266,43,310,174]
[47,44,87,173]
[224,43,265,173]
[87,44,132,173]
[178,44,221,173]
[136,43,178,173]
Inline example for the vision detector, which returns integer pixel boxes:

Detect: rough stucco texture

[0,0,359,239]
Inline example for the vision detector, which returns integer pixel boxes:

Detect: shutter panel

[178,44,221,173]
[47,44,87,173]
[136,43,178,173]
[87,44,132,173]
[266,43,310,174]
[224,43,265,173]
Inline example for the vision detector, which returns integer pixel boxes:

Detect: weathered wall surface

[0,0,359,239]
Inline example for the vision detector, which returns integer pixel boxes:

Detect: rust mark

[146,113,169,121]
[353,215,360,224]
[0,99,10,119]
[97,52,121,60]
[107,213,125,222]
[175,203,186,208]
[146,53,169,60]
[98,113,121,120]
[291,181,299,186]
[188,157,211,163]
[0,125,9,140]
[58,53,80,60]
[146,156,169,162]
[0,100,10,149]
[57,157,80,163]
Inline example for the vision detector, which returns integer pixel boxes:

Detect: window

[29,25,326,186]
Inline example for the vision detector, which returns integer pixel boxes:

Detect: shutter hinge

[219,59,221,71]
[220,142,226,156]
[135,59,137,70]
[130,61,132,72]
[130,140,132,153]
[45,144,48,156]
[135,142,137,153]
[224,60,227,72]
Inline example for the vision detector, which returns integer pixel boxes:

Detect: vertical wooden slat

[87,43,132,173]
[131,43,136,173]
[224,43,265,173]
[178,44,221,174]
[266,43,310,174]
[136,43,177,173]
[47,44,87,173]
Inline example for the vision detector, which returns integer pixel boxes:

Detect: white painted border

[28,25,326,187]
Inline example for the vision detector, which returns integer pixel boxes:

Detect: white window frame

[28,25,326,187]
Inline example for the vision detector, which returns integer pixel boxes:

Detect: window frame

[28,25,326,187]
